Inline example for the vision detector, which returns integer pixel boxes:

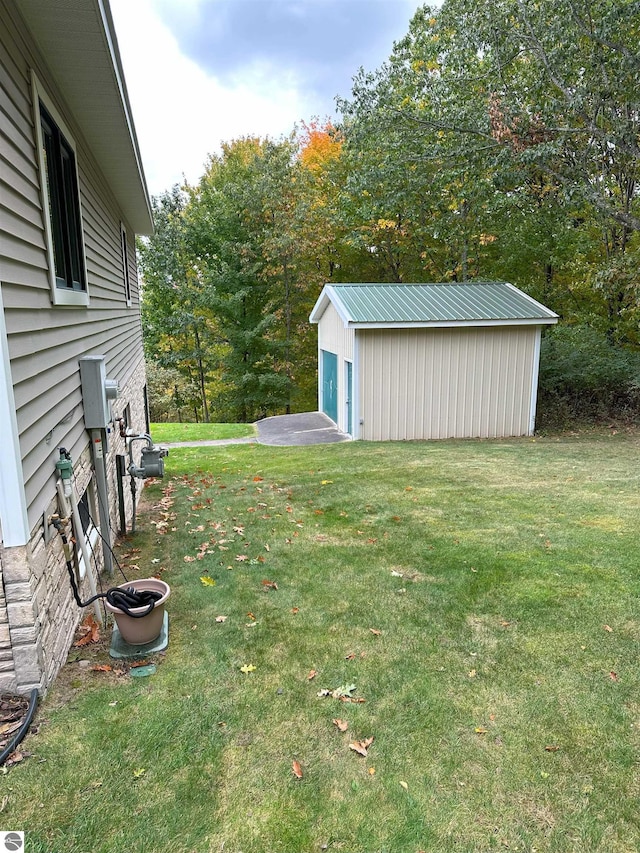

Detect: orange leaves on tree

[298,120,343,173]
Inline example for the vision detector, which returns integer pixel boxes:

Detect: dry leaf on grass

[261,579,278,590]
[332,718,348,732]
[349,737,374,757]
[292,760,303,779]
[307,670,318,681]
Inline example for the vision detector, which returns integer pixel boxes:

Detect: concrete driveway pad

[256,412,350,446]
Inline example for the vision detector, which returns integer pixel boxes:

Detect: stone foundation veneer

[0,359,148,694]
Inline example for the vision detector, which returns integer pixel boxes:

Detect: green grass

[6,433,640,852]
[150,422,256,442]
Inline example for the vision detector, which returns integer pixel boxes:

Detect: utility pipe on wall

[55,453,103,624]
[90,429,113,577]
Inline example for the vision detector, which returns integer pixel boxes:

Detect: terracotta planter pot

[105,578,170,645]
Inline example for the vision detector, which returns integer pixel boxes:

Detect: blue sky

[110,0,424,196]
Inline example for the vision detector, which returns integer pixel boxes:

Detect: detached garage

[309,282,558,441]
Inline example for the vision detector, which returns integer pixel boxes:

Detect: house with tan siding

[310,283,558,441]
[0,0,154,692]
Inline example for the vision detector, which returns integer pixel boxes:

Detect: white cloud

[111,0,309,195]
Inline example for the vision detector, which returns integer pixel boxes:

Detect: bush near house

[537,325,640,429]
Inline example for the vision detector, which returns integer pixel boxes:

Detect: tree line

[140,0,640,426]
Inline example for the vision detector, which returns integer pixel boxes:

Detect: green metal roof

[310,282,558,328]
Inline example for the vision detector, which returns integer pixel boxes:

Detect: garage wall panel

[359,326,537,440]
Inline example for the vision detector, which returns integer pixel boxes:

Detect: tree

[186,139,292,422]
[138,187,218,421]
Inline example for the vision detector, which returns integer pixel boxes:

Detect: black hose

[52,518,161,618]
[0,688,38,766]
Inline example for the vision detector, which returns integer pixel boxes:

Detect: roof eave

[16,0,153,235]
[349,317,559,330]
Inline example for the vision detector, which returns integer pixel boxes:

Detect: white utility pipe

[56,479,103,625]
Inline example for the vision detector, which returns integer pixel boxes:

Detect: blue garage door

[321,350,338,423]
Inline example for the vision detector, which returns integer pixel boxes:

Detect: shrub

[537,325,640,428]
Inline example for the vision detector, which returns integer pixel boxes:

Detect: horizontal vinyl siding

[1,0,145,531]
[359,327,537,441]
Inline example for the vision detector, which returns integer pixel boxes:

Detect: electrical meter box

[79,356,119,429]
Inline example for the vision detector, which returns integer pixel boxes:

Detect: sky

[110,0,424,197]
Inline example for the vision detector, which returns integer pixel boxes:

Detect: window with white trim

[32,74,89,307]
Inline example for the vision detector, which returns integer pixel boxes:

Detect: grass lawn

[6,432,640,853]
[150,422,256,442]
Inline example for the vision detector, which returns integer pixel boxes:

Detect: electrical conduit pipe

[55,451,103,624]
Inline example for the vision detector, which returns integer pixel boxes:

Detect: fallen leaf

[184,555,196,563]
[333,718,349,732]
[468,669,477,678]
[369,628,382,636]
[399,780,409,791]
[200,576,216,587]
[609,671,619,681]
[307,670,318,680]
[261,579,278,590]
[90,665,112,673]
[292,760,303,779]
[246,612,256,621]
[603,625,613,632]
[235,554,249,562]
[215,615,228,623]
[291,607,299,614]
[240,663,256,673]
[73,614,100,647]
[545,745,560,752]
[368,767,376,775]
[474,727,488,734]
[133,768,146,778]
[349,736,374,757]
[321,480,333,485]
[253,476,264,482]
[345,652,356,661]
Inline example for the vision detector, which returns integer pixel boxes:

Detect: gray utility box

[79,356,119,429]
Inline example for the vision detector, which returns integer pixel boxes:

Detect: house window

[121,223,132,305]
[77,483,99,580]
[32,74,89,307]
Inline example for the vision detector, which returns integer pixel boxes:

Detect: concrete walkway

[256,412,351,446]
[163,412,350,449]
